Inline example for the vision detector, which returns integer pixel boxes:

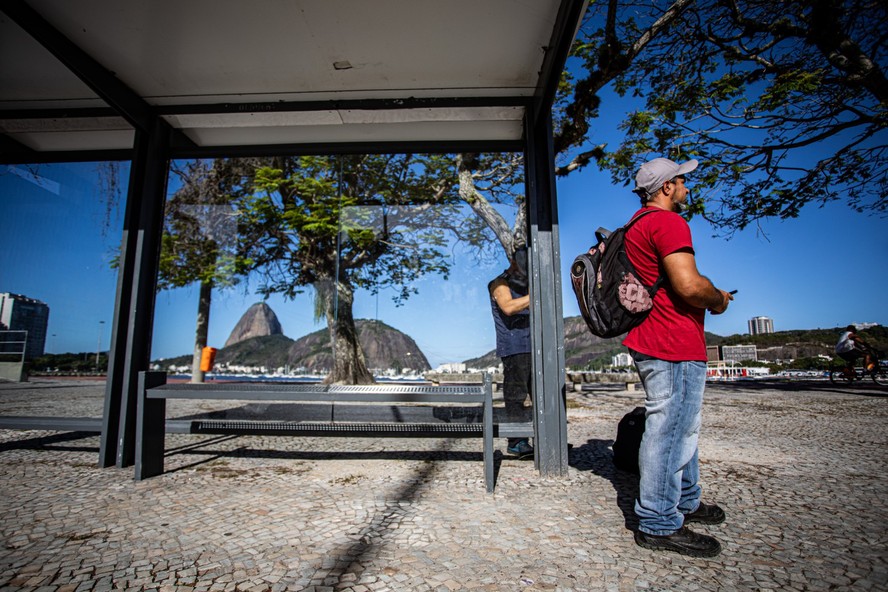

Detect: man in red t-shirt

[623,157,733,558]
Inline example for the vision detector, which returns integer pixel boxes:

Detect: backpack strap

[624,207,662,229]
[593,209,663,248]
[623,208,667,292]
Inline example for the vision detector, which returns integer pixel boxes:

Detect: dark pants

[502,353,532,446]
[838,350,860,365]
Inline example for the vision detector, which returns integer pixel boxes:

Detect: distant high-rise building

[612,352,633,367]
[748,316,774,335]
[0,293,50,360]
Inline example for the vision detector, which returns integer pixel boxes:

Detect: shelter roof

[1,0,586,159]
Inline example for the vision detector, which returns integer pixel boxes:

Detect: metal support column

[98,161,140,467]
[523,104,568,476]
[134,371,168,480]
[113,119,170,468]
[520,0,586,477]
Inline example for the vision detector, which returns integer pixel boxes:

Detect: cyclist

[835,325,876,375]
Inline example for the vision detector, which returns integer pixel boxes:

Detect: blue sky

[2,154,885,368]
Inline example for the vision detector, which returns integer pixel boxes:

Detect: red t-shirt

[621,207,707,361]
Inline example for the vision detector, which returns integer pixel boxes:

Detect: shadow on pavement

[164,441,494,469]
[142,434,499,586]
[568,438,639,531]
[0,431,98,454]
[711,379,887,397]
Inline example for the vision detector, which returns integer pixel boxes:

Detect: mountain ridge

[158,319,431,373]
[153,303,887,371]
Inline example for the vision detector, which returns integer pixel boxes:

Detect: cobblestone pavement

[0,378,886,591]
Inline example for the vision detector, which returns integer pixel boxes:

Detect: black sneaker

[634,527,721,558]
[507,440,534,456]
[683,502,726,525]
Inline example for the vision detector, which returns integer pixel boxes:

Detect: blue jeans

[631,352,707,535]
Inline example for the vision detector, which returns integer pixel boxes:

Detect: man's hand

[708,289,734,315]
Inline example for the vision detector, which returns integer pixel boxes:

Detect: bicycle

[829,347,887,386]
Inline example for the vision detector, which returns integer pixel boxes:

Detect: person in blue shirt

[488,247,533,456]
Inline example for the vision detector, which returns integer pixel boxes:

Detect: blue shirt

[489,274,531,358]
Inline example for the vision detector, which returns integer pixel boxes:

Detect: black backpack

[569,210,664,338]
[613,406,646,473]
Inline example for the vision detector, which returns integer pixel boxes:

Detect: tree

[232,154,471,384]
[159,160,254,383]
[556,0,886,232]
[456,152,528,259]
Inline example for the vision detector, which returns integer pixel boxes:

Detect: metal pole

[95,320,105,370]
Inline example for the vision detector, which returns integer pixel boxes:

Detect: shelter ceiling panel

[164,106,523,129]
[15,0,560,106]
[6,129,134,152]
[0,115,132,151]
[180,120,524,147]
[0,10,100,106]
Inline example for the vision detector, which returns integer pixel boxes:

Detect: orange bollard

[200,346,218,372]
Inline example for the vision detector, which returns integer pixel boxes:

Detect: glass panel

[0,154,533,437]
[152,155,530,434]
[150,155,531,430]
[0,162,128,407]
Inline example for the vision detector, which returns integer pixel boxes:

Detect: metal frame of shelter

[1,0,587,477]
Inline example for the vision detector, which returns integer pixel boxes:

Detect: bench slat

[193,420,484,438]
[0,416,102,432]
[148,383,484,403]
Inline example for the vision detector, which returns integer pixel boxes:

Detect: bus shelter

[0,0,588,477]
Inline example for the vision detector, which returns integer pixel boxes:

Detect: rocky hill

[708,325,888,362]
[224,302,282,347]
[563,316,624,367]
[160,319,431,374]
[286,320,430,373]
[462,349,500,369]
[216,334,294,366]
[460,318,888,370]
[463,316,625,369]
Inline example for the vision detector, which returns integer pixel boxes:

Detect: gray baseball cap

[634,157,698,198]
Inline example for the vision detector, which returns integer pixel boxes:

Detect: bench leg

[135,371,167,480]
[483,373,494,493]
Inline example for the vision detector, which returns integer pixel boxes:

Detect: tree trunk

[190,280,213,383]
[316,279,375,385]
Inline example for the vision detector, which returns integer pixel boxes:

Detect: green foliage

[163,154,504,383]
[31,352,107,373]
[708,325,888,355]
[557,0,887,232]
[216,334,295,366]
[758,69,826,112]
[781,357,830,371]
[708,326,887,374]
[158,160,255,292]
[230,154,469,304]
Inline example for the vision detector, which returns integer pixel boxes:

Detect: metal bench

[136,371,496,491]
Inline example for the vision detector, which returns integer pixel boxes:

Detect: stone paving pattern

[0,378,886,591]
